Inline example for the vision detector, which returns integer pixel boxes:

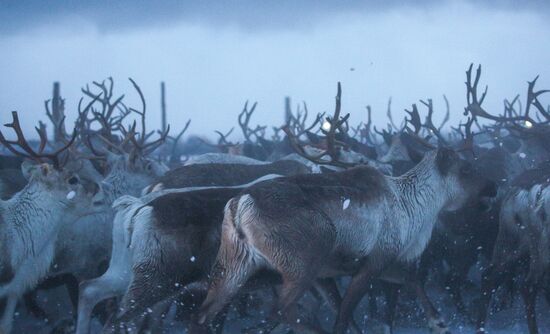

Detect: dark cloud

[1,0,548,33]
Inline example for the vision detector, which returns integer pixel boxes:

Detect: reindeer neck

[103,168,151,203]
[388,154,447,260]
[1,182,74,256]
[388,156,449,261]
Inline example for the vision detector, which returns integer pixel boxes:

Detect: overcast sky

[0,1,549,140]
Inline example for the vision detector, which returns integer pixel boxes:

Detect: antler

[167,119,191,163]
[464,64,526,123]
[238,101,266,142]
[439,95,450,131]
[386,97,402,131]
[362,105,376,145]
[80,78,131,140]
[503,95,521,118]
[283,82,358,168]
[525,75,550,121]
[82,78,126,131]
[128,78,155,145]
[286,101,324,137]
[420,98,448,145]
[215,127,236,147]
[405,104,422,135]
[0,111,76,169]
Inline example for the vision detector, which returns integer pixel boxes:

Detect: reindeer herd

[0,64,549,333]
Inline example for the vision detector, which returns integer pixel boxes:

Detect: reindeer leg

[272,274,324,334]
[313,278,361,334]
[235,293,253,318]
[197,249,261,325]
[22,274,80,322]
[367,284,378,320]
[64,274,80,315]
[334,260,385,334]
[412,280,450,334]
[135,299,173,334]
[520,284,539,334]
[76,273,130,334]
[23,290,49,320]
[0,293,17,334]
[444,263,472,321]
[382,281,400,334]
[476,227,520,334]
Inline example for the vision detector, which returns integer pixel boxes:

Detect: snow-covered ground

[10,277,550,334]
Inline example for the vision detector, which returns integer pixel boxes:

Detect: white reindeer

[0,112,101,333]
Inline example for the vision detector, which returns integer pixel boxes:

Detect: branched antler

[464,64,526,123]
[286,101,324,137]
[128,78,155,145]
[405,104,422,135]
[525,76,550,121]
[0,111,76,169]
[420,99,448,145]
[79,78,131,140]
[283,82,358,168]
[167,119,191,163]
[238,101,266,142]
[386,97,401,131]
[439,95,450,131]
[215,127,236,147]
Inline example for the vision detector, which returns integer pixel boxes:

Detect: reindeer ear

[435,148,458,175]
[21,160,38,180]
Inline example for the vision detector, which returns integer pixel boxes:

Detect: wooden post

[284,96,291,124]
[51,82,66,143]
[161,82,167,133]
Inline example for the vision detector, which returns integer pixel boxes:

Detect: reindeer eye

[68,176,79,185]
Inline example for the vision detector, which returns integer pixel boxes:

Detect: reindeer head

[21,161,100,215]
[76,77,170,207]
[91,151,168,208]
[0,111,101,216]
[434,148,497,211]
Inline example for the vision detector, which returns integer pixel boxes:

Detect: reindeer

[196,83,497,333]
[105,177,281,333]
[185,152,267,166]
[471,66,550,334]
[0,112,102,334]
[143,159,311,193]
[474,162,550,334]
[75,154,317,333]
[197,147,496,333]
[19,78,171,328]
[101,174,373,334]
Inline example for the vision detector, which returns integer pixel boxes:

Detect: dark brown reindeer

[472,66,550,334]
[75,150,314,333]
[197,83,497,333]
[110,176,368,333]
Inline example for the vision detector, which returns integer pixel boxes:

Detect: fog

[1,1,549,139]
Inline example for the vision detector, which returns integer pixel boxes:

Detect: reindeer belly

[326,206,385,269]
